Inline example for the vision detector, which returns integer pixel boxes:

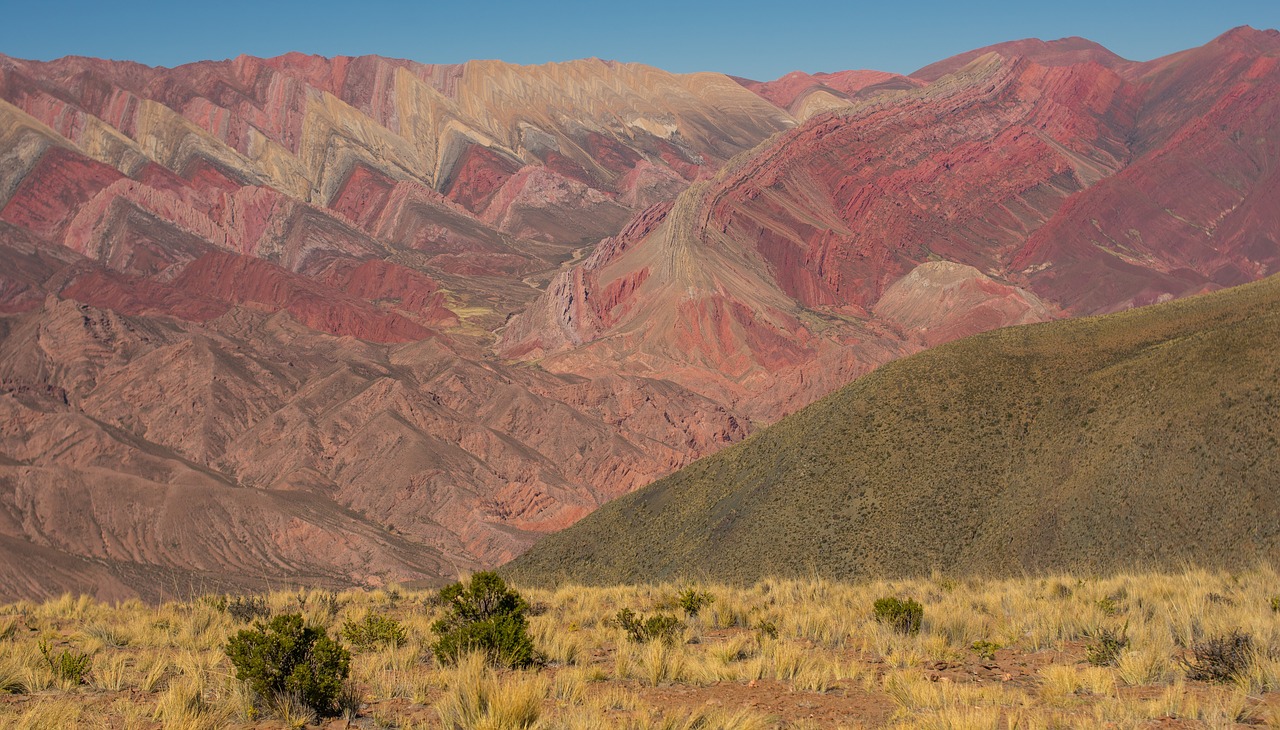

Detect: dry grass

[0,569,1278,727]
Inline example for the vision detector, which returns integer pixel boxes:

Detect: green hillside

[506,275,1280,584]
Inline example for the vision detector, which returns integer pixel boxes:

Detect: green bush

[341,612,407,652]
[616,608,683,645]
[225,613,351,717]
[971,640,1002,661]
[431,572,536,669]
[677,588,715,618]
[38,640,92,685]
[1270,595,1280,613]
[873,596,923,635]
[1084,624,1129,666]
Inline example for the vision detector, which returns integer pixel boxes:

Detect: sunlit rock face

[2,28,1280,598]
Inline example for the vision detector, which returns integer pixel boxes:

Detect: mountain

[499,27,1280,421]
[2,28,1280,599]
[504,273,1280,585]
[733,70,923,118]
[909,36,1130,81]
[0,54,784,599]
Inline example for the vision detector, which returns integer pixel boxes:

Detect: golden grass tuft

[436,652,546,729]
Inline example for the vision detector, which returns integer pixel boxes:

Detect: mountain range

[0,27,1277,599]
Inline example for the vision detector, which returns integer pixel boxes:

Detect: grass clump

[225,612,351,717]
[432,571,536,669]
[437,652,542,729]
[616,608,683,645]
[874,596,923,635]
[341,612,407,652]
[1178,629,1255,683]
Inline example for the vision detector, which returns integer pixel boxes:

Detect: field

[2,569,1280,728]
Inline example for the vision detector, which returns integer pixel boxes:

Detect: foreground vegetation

[3,569,1280,728]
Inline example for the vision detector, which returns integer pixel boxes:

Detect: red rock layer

[0,53,792,599]
[5,31,1280,598]
[503,27,1280,422]
[736,69,923,115]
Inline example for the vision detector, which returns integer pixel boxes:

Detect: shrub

[971,640,1002,661]
[616,608,683,645]
[226,595,271,623]
[342,612,407,652]
[1084,624,1129,667]
[754,618,779,641]
[1270,595,1280,613]
[225,613,351,717]
[1178,629,1254,683]
[873,597,923,635]
[677,588,715,618]
[431,572,536,669]
[38,640,92,685]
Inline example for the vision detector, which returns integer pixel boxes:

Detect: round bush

[225,613,351,717]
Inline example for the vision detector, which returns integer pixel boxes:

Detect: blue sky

[4,1,1279,80]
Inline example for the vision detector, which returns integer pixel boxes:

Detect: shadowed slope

[506,274,1280,585]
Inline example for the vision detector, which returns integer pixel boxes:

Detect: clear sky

[4,0,1279,80]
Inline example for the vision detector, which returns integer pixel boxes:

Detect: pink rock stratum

[0,29,1278,599]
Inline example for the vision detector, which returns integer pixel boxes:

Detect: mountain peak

[1212,25,1280,52]
[911,35,1126,81]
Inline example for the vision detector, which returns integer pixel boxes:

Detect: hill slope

[506,275,1280,584]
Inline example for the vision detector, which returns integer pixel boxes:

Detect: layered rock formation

[734,69,923,118]
[0,55,782,599]
[3,29,1280,599]
[502,27,1280,419]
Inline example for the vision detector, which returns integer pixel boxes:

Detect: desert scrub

[754,618,779,640]
[341,612,407,651]
[1178,629,1255,683]
[37,640,92,687]
[677,588,716,618]
[874,596,924,635]
[616,608,683,645]
[225,595,271,623]
[971,640,1002,661]
[432,571,536,669]
[224,612,351,717]
[1084,624,1129,667]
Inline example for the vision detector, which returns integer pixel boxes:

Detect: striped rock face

[2,28,1279,599]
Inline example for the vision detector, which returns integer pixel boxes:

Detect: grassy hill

[505,275,1280,585]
